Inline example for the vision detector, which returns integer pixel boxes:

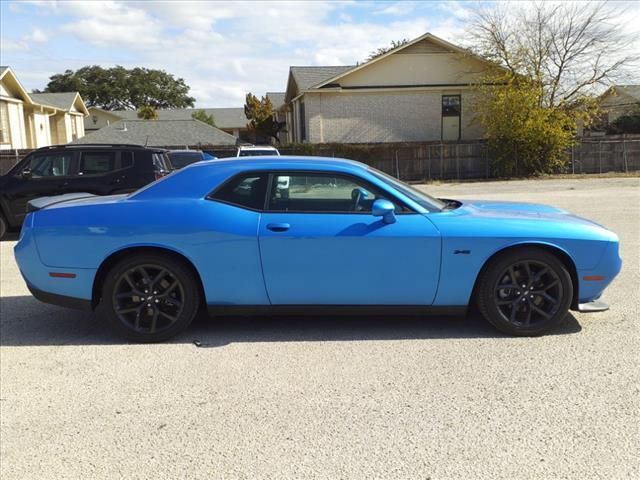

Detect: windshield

[368,167,447,212]
[168,151,203,168]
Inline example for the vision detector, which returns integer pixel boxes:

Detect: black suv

[0,144,172,238]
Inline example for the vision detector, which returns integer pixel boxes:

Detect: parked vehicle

[235,146,288,190]
[0,144,171,239]
[168,149,217,169]
[236,145,280,157]
[15,156,621,342]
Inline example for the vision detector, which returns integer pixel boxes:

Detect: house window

[70,116,78,140]
[299,101,306,142]
[0,102,11,144]
[441,95,461,141]
[442,95,461,117]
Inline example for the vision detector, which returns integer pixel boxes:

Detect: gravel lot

[1,177,638,479]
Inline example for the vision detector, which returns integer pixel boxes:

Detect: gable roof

[313,32,489,90]
[266,92,286,110]
[30,92,89,115]
[290,66,355,91]
[109,107,248,129]
[72,119,238,147]
[601,85,640,103]
[0,66,34,103]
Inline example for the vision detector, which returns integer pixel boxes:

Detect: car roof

[189,155,363,170]
[35,144,166,152]
[238,145,279,150]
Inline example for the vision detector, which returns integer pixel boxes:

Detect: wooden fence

[2,136,639,181]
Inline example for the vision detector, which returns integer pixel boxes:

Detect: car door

[5,150,76,224]
[258,172,441,305]
[72,150,134,195]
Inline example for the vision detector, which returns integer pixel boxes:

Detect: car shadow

[0,295,583,347]
[0,232,19,242]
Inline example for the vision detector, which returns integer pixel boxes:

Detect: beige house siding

[338,53,487,88]
[85,107,121,131]
[304,89,482,143]
[600,91,639,124]
[284,34,493,144]
[1,67,88,149]
[1,100,28,149]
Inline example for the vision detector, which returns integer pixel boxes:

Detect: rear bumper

[27,284,93,312]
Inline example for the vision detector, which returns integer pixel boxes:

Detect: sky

[1,0,639,107]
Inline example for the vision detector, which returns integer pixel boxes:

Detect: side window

[120,151,134,169]
[268,173,396,213]
[26,153,73,178]
[210,173,268,210]
[79,151,116,175]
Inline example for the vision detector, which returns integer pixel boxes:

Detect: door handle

[266,223,290,232]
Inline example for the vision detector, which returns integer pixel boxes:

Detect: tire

[476,247,573,336]
[100,253,201,342]
[0,213,6,240]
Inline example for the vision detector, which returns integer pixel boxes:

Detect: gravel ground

[1,177,638,480]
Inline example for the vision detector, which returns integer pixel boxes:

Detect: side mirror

[372,199,396,224]
[21,168,32,179]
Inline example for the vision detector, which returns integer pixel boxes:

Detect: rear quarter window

[209,173,268,210]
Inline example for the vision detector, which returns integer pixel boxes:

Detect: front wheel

[476,248,573,336]
[100,253,200,342]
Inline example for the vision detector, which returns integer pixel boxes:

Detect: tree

[191,110,216,127]
[469,2,638,109]
[606,104,640,134]
[476,78,577,176]
[137,105,159,120]
[244,93,285,143]
[367,39,410,61]
[467,1,638,175]
[41,66,195,110]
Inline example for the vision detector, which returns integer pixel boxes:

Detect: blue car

[15,157,621,342]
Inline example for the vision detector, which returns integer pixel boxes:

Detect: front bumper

[577,298,609,313]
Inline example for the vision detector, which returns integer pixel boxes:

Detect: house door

[442,95,461,141]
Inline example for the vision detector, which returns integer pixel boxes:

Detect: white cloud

[27,27,47,43]
[9,0,634,108]
[2,38,29,51]
[375,2,416,16]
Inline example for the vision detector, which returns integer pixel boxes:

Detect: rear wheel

[100,253,200,342]
[477,248,573,336]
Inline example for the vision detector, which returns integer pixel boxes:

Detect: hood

[455,199,606,228]
[428,198,618,243]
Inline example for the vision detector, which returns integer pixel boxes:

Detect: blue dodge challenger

[15,156,621,342]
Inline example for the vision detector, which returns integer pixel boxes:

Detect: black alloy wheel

[494,260,563,327]
[102,254,200,342]
[113,264,185,335]
[477,247,573,336]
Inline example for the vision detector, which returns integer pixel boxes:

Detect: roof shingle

[30,92,79,110]
[290,66,355,91]
[72,119,238,146]
[111,108,248,129]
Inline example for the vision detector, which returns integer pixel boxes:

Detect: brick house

[283,33,495,144]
